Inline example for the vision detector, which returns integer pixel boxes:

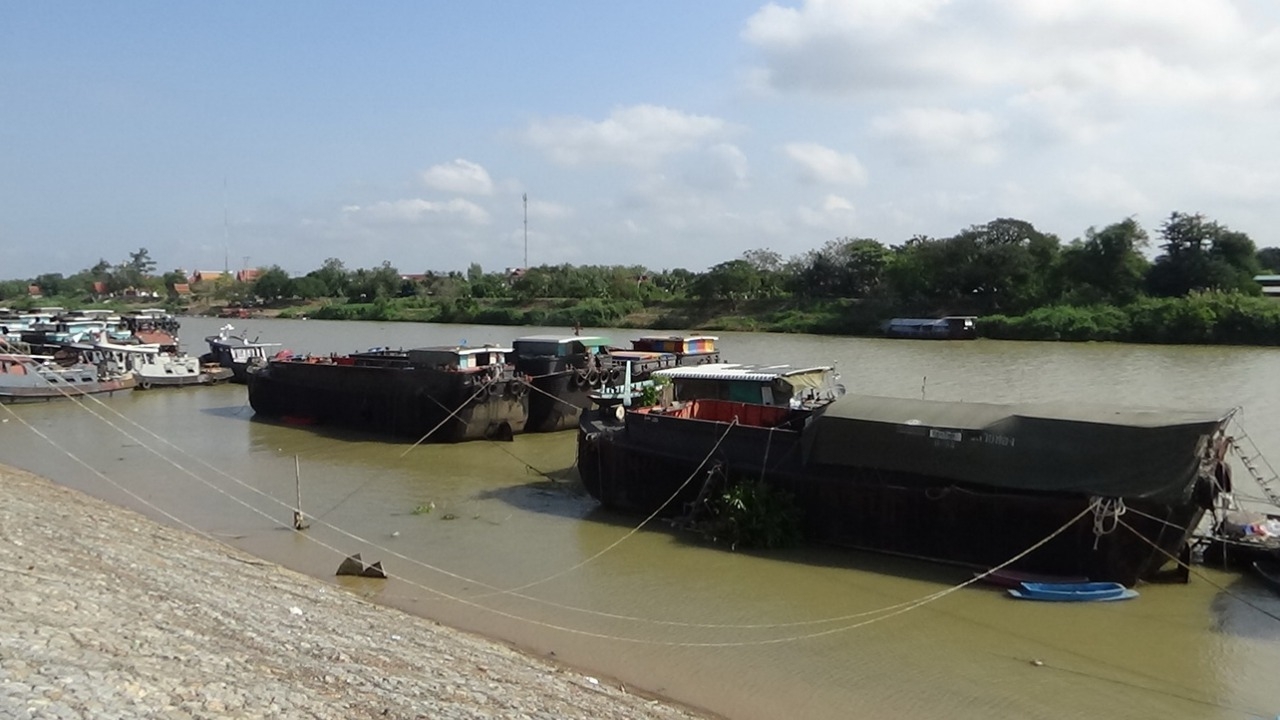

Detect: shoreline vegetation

[8,212,1280,346]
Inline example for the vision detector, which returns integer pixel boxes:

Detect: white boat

[78,340,233,389]
[1,352,136,404]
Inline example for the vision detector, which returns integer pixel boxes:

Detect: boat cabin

[631,335,718,355]
[652,363,845,408]
[512,335,611,358]
[883,316,977,340]
[407,345,512,372]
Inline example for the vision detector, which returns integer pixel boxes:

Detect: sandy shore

[0,465,713,720]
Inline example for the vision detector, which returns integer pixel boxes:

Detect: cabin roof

[513,335,611,345]
[654,362,833,382]
[417,345,512,355]
[634,334,719,341]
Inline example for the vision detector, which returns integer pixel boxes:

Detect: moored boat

[1008,581,1137,602]
[578,392,1231,586]
[512,335,616,433]
[883,316,978,340]
[1,352,136,404]
[202,324,282,383]
[511,333,724,433]
[247,344,527,443]
[78,340,233,389]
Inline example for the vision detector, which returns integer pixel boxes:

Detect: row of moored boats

[0,309,263,402]
[7,317,1272,596]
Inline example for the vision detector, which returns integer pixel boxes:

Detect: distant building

[27,284,41,298]
[236,268,260,284]
[1255,275,1280,299]
[170,282,192,298]
[190,270,226,284]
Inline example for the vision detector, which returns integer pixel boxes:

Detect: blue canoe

[1008,581,1138,602]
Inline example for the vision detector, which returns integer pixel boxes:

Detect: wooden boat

[512,334,723,433]
[578,392,1231,586]
[1008,582,1138,602]
[882,316,977,340]
[974,568,1090,589]
[202,324,282,383]
[1,352,136,404]
[247,344,527,443]
[77,340,233,389]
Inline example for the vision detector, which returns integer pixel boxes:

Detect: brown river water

[3,316,1280,719]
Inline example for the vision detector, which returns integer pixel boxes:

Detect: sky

[3,1,1280,281]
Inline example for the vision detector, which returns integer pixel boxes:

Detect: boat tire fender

[586,368,600,386]
[139,379,152,390]
[508,379,527,398]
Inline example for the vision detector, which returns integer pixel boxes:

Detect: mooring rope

[398,380,492,457]
[3,378,1148,642]
[1115,516,1280,624]
[468,417,743,600]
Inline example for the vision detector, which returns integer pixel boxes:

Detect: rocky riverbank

[0,465,712,720]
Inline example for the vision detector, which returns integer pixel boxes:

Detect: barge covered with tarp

[248,345,527,443]
[578,392,1232,585]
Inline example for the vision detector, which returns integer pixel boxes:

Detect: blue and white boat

[1008,581,1138,602]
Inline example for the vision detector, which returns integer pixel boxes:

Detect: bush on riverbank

[982,292,1280,345]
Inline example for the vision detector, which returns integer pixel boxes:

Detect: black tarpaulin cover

[802,394,1230,504]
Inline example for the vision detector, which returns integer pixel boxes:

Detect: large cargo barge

[578,393,1231,585]
[248,345,527,442]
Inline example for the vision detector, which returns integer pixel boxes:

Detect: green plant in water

[411,501,435,515]
[702,478,801,550]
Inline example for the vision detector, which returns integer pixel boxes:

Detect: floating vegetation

[699,479,801,550]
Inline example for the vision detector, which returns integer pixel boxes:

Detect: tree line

[6,211,1280,344]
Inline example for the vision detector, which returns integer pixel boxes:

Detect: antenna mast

[522,193,528,269]
[223,177,230,274]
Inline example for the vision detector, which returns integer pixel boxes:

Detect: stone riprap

[0,466,712,720]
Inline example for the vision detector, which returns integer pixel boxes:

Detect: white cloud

[871,108,1005,164]
[523,104,730,168]
[784,142,868,186]
[420,159,494,195]
[743,0,1279,143]
[796,193,857,229]
[341,198,490,226]
[1061,167,1155,217]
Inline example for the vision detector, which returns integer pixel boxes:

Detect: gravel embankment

[0,465,712,720]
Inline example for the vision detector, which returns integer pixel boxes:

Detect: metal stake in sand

[292,454,310,530]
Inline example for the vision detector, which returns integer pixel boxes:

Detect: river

[2,316,1278,719]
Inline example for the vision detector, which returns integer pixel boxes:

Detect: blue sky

[4,1,1280,280]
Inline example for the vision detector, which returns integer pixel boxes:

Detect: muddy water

[2,316,1279,719]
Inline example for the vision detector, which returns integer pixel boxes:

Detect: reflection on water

[2,316,1279,719]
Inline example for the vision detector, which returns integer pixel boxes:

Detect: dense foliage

[6,211,1279,346]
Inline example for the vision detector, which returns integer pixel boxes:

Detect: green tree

[1256,247,1280,274]
[292,275,326,299]
[1147,212,1260,297]
[307,258,349,297]
[33,273,66,297]
[253,265,293,301]
[1059,218,1150,305]
[691,259,761,306]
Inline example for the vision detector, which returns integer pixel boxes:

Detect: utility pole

[523,193,528,269]
[223,177,230,275]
